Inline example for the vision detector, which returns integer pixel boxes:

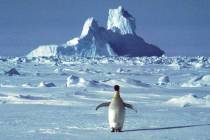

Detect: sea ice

[158,75,170,85]
[38,81,56,87]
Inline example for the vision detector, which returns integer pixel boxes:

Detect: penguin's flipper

[124,103,137,112]
[96,102,110,110]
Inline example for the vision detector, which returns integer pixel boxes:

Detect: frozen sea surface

[0,56,210,140]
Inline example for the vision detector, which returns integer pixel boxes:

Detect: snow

[66,37,79,46]
[0,94,72,106]
[80,17,99,38]
[166,94,210,107]
[116,68,125,73]
[181,74,210,87]
[107,6,136,35]
[66,75,86,87]
[22,83,33,88]
[38,81,56,87]
[191,62,205,69]
[158,75,170,85]
[27,6,164,58]
[1,56,210,139]
[200,74,210,83]
[122,78,150,87]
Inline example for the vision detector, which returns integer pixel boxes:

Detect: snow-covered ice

[181,74,210,87]
[38,81,56,87]
[66,75,86,87]
[0,56,210,140]
[158,75,170,85]
[166,94,210,107]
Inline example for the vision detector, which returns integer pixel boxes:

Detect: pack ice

[27,6,164,58]
[1,56,210,139]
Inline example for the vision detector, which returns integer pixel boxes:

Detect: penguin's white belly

[108,102,125,129]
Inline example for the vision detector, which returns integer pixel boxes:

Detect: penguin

[96,85,137,132]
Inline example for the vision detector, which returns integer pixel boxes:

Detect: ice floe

[87,80,110,88]
[38,82,56,87]
[158,75,170,85]
[22,83,33,88]
[104,78,150,88]
[17,94,50,100]
[181,74,210,87]
[166,94,210,107]
[0,83,17,88]
[0,94,72,106]
[66,75,86,87]
[4,68,20,76]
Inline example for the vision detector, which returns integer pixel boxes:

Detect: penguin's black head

[114,85,120,92]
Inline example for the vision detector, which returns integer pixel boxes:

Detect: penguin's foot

[116,128,122,132]
[111,128,122,132]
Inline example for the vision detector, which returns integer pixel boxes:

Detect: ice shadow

[123,123,210,132]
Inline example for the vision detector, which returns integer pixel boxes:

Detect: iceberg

[27,45,59,58]
[27,6,164,58]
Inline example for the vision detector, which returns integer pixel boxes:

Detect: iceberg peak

[80,17,99,38]
[107,6,136,35]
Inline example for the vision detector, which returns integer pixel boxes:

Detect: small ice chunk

[158,75,170,85]
[5,68,20,76]
[166,94,202,107]
[116,68,124,73]
[66,75,86,87]
[22,83,33,88]
[38,82,56,87]
[192,62,204,69]
[181,74,210,87]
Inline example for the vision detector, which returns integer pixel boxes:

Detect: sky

[0,0,210,56]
